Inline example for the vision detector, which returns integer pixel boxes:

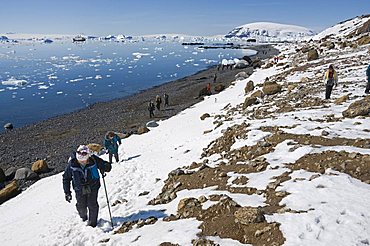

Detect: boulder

[357,35,370,46]
[335,94,349,105]
[300,77,309,83]
[264,62,274,68]
[342,96,370,118]
[31,160,49,174]
[234,207,265,224]
[307,49,319,61]
[243,97,257,109]
[262,82,282,95]
[200,113,211,120]
[252,59,262,68]
[288,84,297,93]
[192,238,217,246]
[242,55,252,64]
[234,60,249,69]
[198,87,211,97]
[146,121,159,127]
[300,46,312,53]
[340,42,348,49]
[14,168,38,180]
[177,197,201,218]
[244,80,254,94]
[4,167,16,181]
[137,126,150,135]
[4,123,13,130]
[250,90,264,99]
[214,84,225,92]
[0,168,5,183]
[321,41,335,49]
[0,181,20,204]
[87,143,104,154]
[235,71,247,80]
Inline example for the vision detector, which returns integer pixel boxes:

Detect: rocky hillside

[125,27,370,245]
[313,14,370,40]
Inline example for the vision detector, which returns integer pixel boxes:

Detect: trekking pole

[101,173,114,229]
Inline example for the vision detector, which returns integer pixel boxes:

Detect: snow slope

[313,15,370,40]
[225,22,315,41]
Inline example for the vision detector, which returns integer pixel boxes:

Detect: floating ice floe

[38,85,49,90]
[48,75,58,80]
[62,55,79,60]
[2,77,28,86]
[70,78,83,83]
[95,75,102,80]
[56,91,63,95]
[132,52,150,59]
[52,64,66,68]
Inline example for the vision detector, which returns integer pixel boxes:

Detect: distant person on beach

[155,95,162,110]
[213,73,217,83]
[365,64,370,94]
[148,101,155,118]
[207,83,212,95]
[164,93,169,107]
[104,131,121,163]
[323,64,338,99]
[63,145,112,228]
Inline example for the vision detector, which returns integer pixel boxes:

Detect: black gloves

[65,194,72,203]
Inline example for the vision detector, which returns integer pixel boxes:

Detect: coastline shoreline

[0,45,278,189]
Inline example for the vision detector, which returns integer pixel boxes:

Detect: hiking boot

[87,221,97,227]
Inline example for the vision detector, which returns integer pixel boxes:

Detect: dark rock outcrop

[342,96,370,118]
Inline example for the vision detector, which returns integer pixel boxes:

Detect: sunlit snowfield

[0,40,255,129]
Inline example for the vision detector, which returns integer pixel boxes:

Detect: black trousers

[75,188,99,227]
[325,84,334,99]
[108,152,119,163]
[365,80,370,93]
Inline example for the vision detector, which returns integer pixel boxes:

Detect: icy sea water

[0,40,253,131]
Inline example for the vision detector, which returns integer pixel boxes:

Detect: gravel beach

[0,45,278,188]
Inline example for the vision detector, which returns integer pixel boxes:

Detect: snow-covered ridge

[313,15,370,40]
[225,22,316,42]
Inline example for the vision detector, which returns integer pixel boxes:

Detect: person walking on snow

[155,95,162,110]
[365,64,370,94]
[323,64,338,99]
[206,83,212,95]
[104,131,121,163]
[148,101,155,118]
[63,145,112,227]
[164,93,169,107]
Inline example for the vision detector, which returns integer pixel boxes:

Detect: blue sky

[1,0,369,36]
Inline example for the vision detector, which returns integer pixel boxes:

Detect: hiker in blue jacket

[63,145,112,227]
[365,64,370,94]
[104,131,121,163]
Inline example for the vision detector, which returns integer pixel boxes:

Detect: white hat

[76,145,91,162]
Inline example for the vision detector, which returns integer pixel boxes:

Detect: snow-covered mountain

[225,22,316,42]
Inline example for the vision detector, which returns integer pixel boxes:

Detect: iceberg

[2,77,28,86]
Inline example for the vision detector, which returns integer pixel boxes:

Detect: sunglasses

[77,151,89,156]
